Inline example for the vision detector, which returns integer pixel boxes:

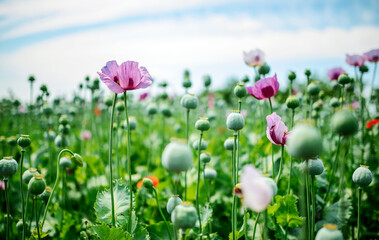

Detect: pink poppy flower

[246,74,279,100]
[97,60,152,93]
[351,101,359,109]
[243,49,265,67]
[241,165,273,212]
[266,112,290,146]
[81,130,92,141]
[139,92,149,101]
[0,180,5,191]
[327,67,346,81]
[364,49,379,63]
[346,54,366,67]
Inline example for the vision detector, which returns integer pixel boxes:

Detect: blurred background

[0,0,378,101]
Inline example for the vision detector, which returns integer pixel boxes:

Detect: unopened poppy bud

[329,98,340,108]
[159,81,168,88]
[29,75,35,83]
[72,153,84,167]
[167,195,182,214]
[182,80,192,88]
[200,152,211,163]
[203,75,212,87]
[23,168,39,184]
[359,65,368,73]
[226,112,245,131]
[234,83,247,98]
[171,202,197,229]
[104,96,113,107]
[39,187,52,202]
[204,168,217,180]
[116,101,124,112]
[315,224,343,240]
[224,138,235,151]
[17,135,31,148]
[162,139,192,173]
[305,69,311,77]
[161,107,172,118]
[331,110,358,136]
[59,115,69,126]
[0,156,18,177]
[193,139,208,150]
[258,63,270,75]
[286,95,300,109]
[160,92,168,100]
[307,83,320,96]
[287,124,322,159]
[288,71,296,81]
[142,178,154,189]
[242,75,250,83]
[40,84,48,92]
[312,100,323,111]
[28,174,46,195]
[352,165,373,187]
[124,117,137,131]
[302,158,325,176]
[146,102,158,115]
[42,105,53,116]
[338,73,350,85]
[180,94,198,109]
[195,117,210,131]
[59,157,72,168]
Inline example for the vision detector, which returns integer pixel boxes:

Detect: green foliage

[146,221,175,240]
[268,194,304,228]
[92,224,132,240]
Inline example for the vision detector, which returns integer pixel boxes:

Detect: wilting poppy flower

[137,176,159,189]
[266,112,290,146]
[139,93,149,101]
[346,54,366,67]
[243,49,265,67]
[240,165,273,212]
[364,49,379,62]
[327,67,346,81]
[246,74,279,100]
[98,60,152,94]
[366,119,379,129]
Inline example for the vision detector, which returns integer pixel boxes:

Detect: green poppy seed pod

[242,75,250,83]
[359,65,368,73]
[23,168,39,184]
[180,94,198,109]
[171,202,198,229]
[193,139,208,150]
[42,105,53,116]
[226,112,245,131]
[161,106,173,118]
[72,153,84,167]
[258,63,270,75]
[104,96,113,107]
[288,71,296,81]
[352,165,373,187]
[0,156,18,177]
[40,84,48,92]
[307,83,321,96]
[28,174,46,195]
[338,73,350,85]
[302,158,325,176]
[305,69,311,77]
[160,92,168,100]
[200,152,211,163]
[329,98,341,108]
[142,178,154,189]
[146,102,158,116]
[59,115,69,126]
[167,195,182,214]
[203,75,212,87]
[182,80,192,89]
[204,168,217,180]
[331,110,358,136]
[224,138,235,151]
[7,136,17,146]
[287,124,322,159]
[162,139,192,173]
[54,134,68,148]
[29,75,35,83]
[263,177,277,196]
[315,224,343,240]
[159,81,168,88]
[116,101,125,112]
[59,157,72,168]
[17,135,31,148]
[234,83,247,98]
[286,95,300,109]
[39,187,52,203]
[195,117,210,131]
[58,124,70,135]
[124,117,137,131]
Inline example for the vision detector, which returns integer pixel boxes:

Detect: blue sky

[0,0,378,101]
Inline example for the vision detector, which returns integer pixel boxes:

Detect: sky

[0,0,378,102]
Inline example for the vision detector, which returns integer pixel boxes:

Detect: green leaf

[200,205,213,231]
[133,224,151,240]
[94,180,133,227]
[92,224,132,240]
[268,194,304,228]
[146,221,175,240]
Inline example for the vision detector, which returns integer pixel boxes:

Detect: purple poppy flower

[346,54,366,67]
[98,60,152,93]
[241,165,273,212]
[139,92,149,101]
[246,74,279,100]
[327,67,346,81]
[243,49,265,67]
[266,112,290,146]
[364,49,379,63]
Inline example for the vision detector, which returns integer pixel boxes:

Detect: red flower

[137,176,159,188]
[366,119,379,130]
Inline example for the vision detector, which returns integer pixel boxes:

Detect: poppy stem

[357,187,362,240]
[252,212,260,240]
[20,148,26,240]
[370,62,377,102]
[276,144,284,184]
[311,176,316,240]
[153,188,172,240]
[34,196,41,240]
[184,109,190,201]
[4,178,10,240]
[196,131,203,240]
[323,136,341,203]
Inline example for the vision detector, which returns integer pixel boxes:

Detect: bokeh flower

[81,130,92,141]
[346,54,366,67]
[240,165,273,212]
[98,60,152,93]
[366,119,379,129]
[266,112,290,146]
[137,176,159,189]
[243,49,265,67]
[327,67,346,81]
[246,74,279,100]
[364,49,379,62]
[139,92,149,101]
[0,180,4,191]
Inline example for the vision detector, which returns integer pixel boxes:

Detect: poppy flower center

[261,86,274,98]
[113,76,120,84]
[128,77,134,88]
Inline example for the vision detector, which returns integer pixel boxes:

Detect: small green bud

[167,195,182,214]
[337,73,350,85]
[160,92,168,100]
[234,83,247,98]
[200,152,211,163]
[242,75,250,83]
[40,84,48,92]
[331,110,358,136]
[124,117,137,131]
[329,98,340,108]
[142,178,154,189]
[307,83,321,96]
[116,101,125,112]
[258,63,270,75]
[146,102,158,115]
[180,94,198,109]
[159,81,168,88]
[224,138,235,151]
[359,65,368,73]
[104,96,113,107]
[59,115,69,126]
[182,80,192,88]
[305,69,311,77]
[161,106,173,118]
[204,168,217,180]
[286,95,300,109]
[28,174,46,195]
[352,165,373,187]
[195,117,210,131]
[16,219,26,231]
[312,100,323,112]
[17,135,31,148]
[288,71,296,81]
[28,75,35,83]
[226,112,245,131]
[72,153,84,167]
[0,156,18,177]
[193,139,208,150]
[42,105,53,116]
[203,75,212,87]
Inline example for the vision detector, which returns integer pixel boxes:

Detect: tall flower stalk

[109,94,117,226]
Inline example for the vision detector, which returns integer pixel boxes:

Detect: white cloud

[0,14,378,101]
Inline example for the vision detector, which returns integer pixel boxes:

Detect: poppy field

[0,49,378,240]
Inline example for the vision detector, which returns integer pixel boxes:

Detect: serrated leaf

[94,180,133,227]
[92,224,131,240]
[199,205,213,231]
[133,224,151,240]
[147,221,175,240]
[268,194,304,228]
